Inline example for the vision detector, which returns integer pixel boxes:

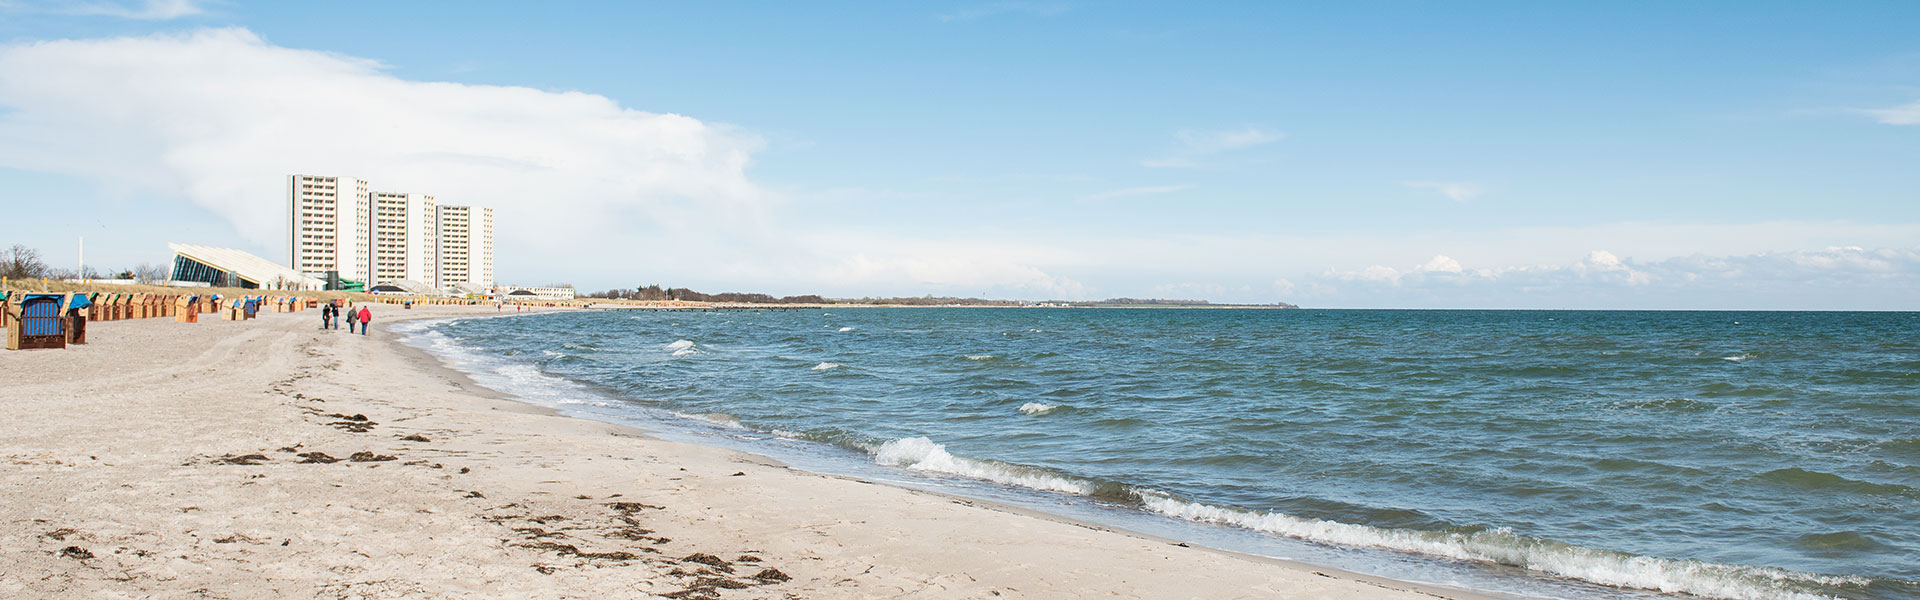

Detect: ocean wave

[839,326,855,332]
[671,348,700,357]
[860,434,1866,600]
[1018,402,1060,415]
[1754,467,1917,497]
[811,362,842,371]
[1724,353,1755,362]
[1137,493,1862,600]
[665,339,696,351]
[964,354,996,361]
[1608,397,1716,412]
[871,437,1094,496]
[689,413,746,429]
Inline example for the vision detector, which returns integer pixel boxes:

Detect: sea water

[394,309,1918,600]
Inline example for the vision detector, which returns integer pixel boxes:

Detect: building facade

[288,175,493,292]
[499,285,576,301]
[287,175,372,282]
[371,191,438,285]
[434,205,494,290]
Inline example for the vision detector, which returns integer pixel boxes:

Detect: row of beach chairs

[1,291,316,351]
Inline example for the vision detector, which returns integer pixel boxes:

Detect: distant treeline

[583,285,1295,308]
[585,285,827,304]
[1089,297,1213,305]
[3,243,167,282]
[584,285,1011,305]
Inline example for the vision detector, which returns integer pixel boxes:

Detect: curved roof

[369,279,439,295]
[169,243,324,290]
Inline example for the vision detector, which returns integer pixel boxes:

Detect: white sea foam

[811,362,841,371]
[838,326,855,332]
[541,350,565,358]
[671,348,700,357]
[1018,402,1059,415]
[964,354,995,361]
[665,339,695,351]
[872,437,1093,496]
[859,427,1860,600]
[1723,354,1753,362]
[1136,494,1858,600]
[689,413,746,429]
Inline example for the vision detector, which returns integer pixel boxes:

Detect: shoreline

[3,305,1509,599]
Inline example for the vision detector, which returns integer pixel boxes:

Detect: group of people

[320,301,372,335]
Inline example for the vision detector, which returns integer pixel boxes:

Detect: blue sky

[2,1,1917,308]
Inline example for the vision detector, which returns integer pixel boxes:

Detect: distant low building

[500,285,576,301]
[170,243,325,290]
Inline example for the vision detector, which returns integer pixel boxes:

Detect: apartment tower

[434,205,494,289]
[287,175,372,282]
[370,191,438,285]
[288,174,493,292]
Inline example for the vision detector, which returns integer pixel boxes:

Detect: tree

[1,244,49,279]
[135,263,169,284]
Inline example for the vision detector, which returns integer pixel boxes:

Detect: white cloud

[938,2,1070,22]
[1417,255,1463,273]
[4,29,1917,309]
[5,0,208,20]
[1313,246,1920,307]
[1142,126,1281,168]
[1077,184,1192,201]
[1402,180,1483,202]
[1862,100,1920,125]
[0,29,778,276]
[0,28,1131,299]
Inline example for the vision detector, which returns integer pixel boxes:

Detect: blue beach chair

[6,293,66,350]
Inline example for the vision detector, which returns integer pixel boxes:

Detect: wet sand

[0,305,1506,599]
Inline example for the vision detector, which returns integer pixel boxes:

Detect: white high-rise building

[370,191,437,285]
[288,175,372,282]
[288,174,493,293]
[434,205,494,290]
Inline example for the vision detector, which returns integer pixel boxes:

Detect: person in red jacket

[357,306,371,336]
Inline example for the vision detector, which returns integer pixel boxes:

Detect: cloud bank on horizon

[0,26,1915,309]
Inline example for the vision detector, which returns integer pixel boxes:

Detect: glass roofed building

[170,243,325,290]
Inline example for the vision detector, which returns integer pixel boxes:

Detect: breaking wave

[872,437,1094,496]
[811,362,842,371]
[1018,402,1059,415]
[862,436,1866,600]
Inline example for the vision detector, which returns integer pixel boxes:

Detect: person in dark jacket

[321,303,334,329]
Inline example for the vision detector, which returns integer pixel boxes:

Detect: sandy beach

[1,305,1502,599]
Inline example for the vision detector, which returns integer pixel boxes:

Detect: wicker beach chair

[64,293,91,345]
[6,293,65,350]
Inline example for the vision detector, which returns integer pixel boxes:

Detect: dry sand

[1,305,1507,599]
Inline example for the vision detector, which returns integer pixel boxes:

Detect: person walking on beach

[346,304,357,334]
[320,303,333,330]
[357,306,371,336]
